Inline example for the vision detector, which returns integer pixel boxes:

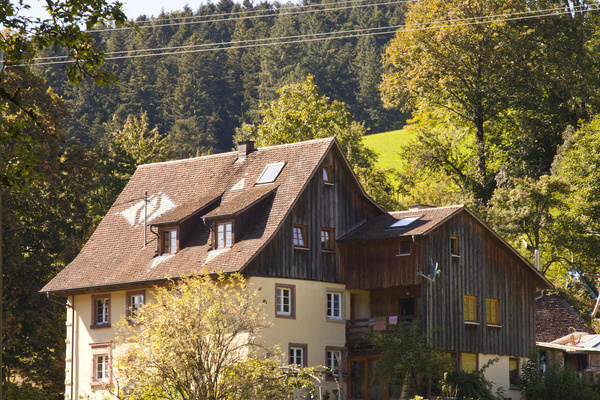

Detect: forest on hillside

[36,0,408,154]
[7,0,600,398]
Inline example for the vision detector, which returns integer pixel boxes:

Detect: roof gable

[42,138,369,294]
[339,205,552,289]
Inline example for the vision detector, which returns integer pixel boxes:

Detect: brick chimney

[237,140,255,162]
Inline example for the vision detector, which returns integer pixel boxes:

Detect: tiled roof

[204,185,278,219]
[338,205,464,241]
[536,293,589,342]
[41,138,339,294]
[150,193,221,225]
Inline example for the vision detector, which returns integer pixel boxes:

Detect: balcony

[346,315,421,348]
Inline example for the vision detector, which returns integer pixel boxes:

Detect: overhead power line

[12,4,600,67]
[90,0,414,33]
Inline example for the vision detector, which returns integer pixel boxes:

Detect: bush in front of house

[442,358,503,400]
[519,350,600,400]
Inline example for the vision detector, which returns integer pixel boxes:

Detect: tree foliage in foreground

[237,74,400,210]
[113,273,319,400]
[368,322,452,398]
[519,349,600,400]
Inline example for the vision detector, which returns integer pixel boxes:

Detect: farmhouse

[41,137,552,400]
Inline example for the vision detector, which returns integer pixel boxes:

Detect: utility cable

[12,4,600,67]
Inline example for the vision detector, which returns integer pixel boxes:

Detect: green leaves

[237,74,400,210]
[113,273,318,400]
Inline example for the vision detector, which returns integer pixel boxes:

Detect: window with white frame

[326,348,343,377]
[289,344,306,367]
[216,221,233,248]
[95,355,110,381]
[90,342,111,385]
[91,294,110,328]
[276,284,295,318]
[327,291,342,320]
[126,290,145,321]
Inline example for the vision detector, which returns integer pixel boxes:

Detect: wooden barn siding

[370,285,421,316]
[245,150,378,282]
[424,211,537,357]
[338,237,423,290]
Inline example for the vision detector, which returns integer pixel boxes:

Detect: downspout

[47,293,74,400]
[149,225,160,254]
[412,235,425,331]
[202,218,213,248]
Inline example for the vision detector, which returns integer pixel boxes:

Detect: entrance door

[348,357,387,400]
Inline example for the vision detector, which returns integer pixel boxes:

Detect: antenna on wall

[419,261,440,283]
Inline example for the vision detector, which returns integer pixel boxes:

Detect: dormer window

[163,229,178,254]
[323,164,333,184]
[216,221,233,248]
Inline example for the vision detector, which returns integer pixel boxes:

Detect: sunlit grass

[363,129,414,172]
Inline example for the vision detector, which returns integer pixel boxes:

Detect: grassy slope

[362,129,414,172]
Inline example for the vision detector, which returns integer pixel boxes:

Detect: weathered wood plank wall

[245,147,378,282]
[424,212,537,357]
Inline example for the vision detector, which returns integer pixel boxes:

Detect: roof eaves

[204,186,278,220]
[150,195,222,226]
[409,205,465,236]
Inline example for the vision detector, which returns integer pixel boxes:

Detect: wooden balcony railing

[345,315,421,348]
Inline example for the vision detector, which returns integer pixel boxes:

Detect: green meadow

[362,129,414,172]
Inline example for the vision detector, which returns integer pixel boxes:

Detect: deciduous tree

[380,0,534,201]
[113,273,319,400]
[237,74,400,210]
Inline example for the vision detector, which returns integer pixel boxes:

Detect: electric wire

[12,4,600,67]
[95,0,415,33]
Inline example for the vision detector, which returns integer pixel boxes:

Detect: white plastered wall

[478,353,524,400]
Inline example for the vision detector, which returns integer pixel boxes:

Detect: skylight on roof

[389,215,423,229]
[256,162,286,184]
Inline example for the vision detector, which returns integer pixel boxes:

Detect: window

[486,298,500,325]
[289,344,307,367]
[126,290,145,321]
[509,358,520,388]
[163,229,177,254]
[275,284,295,318]
[450,236,459,256]
[321,228,335,251]
[91,294,110,328]
[216,221,233,248]
[323,164,333,184]
[463,295,477,323]
[326,348,344,378]
[389,215,422,229]
[293,225,307,248]
[90,342,111,385]
[257,162,286,184]
[327,291,343,320]
[398,240,411,256]
[95,355,110,382]
[460,352,478,372]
